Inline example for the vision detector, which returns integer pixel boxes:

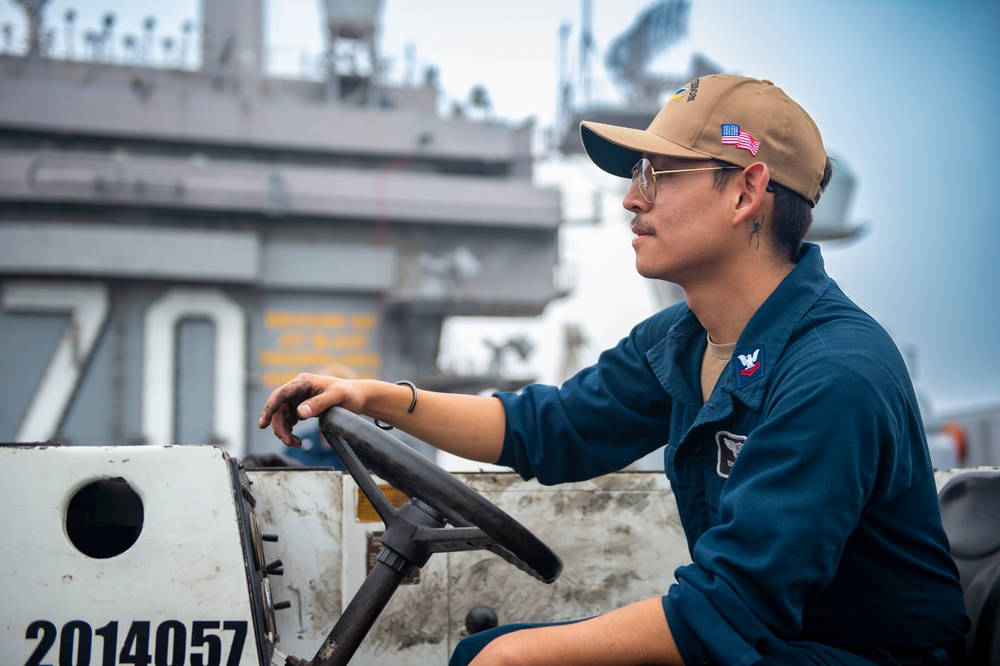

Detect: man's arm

[469,597,682,666]
[258,373,507,463]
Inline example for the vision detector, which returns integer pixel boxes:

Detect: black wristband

[374,380,418,431]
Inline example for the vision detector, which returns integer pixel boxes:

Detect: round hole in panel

[66,477,144,558]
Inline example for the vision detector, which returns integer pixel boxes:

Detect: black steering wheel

[319,406,562,583]
[281,407,561,666]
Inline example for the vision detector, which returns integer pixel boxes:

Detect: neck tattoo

[749,216,763,250]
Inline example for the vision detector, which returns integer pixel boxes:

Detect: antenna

[122,34,137,65]
[12,0,51,57]
[63,8,75,58]
[179,20,193,68]
[162,36,175,67]
[556,21,572,147]
[579,0,593,108]
[100,12,114,61]
[142,16,156,65]
[2,24,12,55]
[604,0,690,104]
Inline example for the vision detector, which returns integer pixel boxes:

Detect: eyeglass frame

[630,158,773,203]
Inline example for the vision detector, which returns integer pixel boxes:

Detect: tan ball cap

[580,74,827,207]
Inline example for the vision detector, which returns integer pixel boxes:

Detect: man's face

[623,154,737,285]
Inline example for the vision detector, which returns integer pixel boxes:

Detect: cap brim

[580,121,710,178]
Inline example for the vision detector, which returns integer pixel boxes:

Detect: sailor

[260,74,969,665]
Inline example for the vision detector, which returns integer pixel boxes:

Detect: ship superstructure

[0,0,564,456]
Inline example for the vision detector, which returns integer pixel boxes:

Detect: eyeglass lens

[632,157,656,203]
[632,158,654,203]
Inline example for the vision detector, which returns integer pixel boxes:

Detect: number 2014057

[24,619,248,666]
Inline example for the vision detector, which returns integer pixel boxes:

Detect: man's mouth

[630,218,654,237]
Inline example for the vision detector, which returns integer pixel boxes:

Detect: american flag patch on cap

[721,124,760,156]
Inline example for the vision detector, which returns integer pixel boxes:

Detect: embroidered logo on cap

[686,78,700,101]
[721,124,760,156]
[735,345,765,388]
[716,431,746,478]
[671,87,687,102]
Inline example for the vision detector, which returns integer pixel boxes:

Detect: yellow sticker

[355,484,410,522]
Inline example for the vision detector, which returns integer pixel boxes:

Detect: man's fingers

[258,388,289,428]
[258,375,314,428]
[271,402,302,448]
[257,373,352,446]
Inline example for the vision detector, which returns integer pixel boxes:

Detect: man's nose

[623,178,651,213]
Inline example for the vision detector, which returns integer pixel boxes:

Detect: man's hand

[258,373,366,448]
[468,598,682,666]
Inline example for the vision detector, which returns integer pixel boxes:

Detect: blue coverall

[453,244,968,665]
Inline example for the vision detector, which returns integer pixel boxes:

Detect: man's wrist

[374,380,418,430]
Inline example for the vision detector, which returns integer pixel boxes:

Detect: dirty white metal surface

[0,445,262,665]
[446,473,689,627]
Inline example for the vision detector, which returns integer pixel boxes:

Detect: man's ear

[732,162,771,225]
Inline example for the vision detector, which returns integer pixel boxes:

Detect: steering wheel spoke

[412,525,494,553]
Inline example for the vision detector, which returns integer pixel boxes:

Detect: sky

[2,0,998,417]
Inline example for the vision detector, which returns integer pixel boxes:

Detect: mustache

[630,216,655,236]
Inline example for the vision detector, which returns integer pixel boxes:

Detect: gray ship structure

[0,0,564,457]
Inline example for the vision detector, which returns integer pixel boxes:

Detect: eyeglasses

[631,158,741,203]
